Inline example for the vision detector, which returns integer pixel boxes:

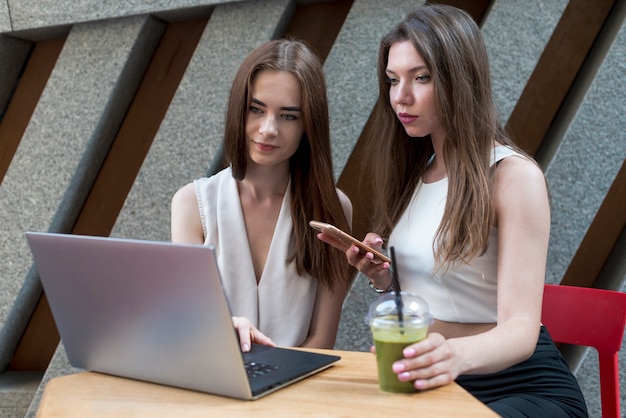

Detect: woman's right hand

[232,316,276,352]
[346,233,392,288]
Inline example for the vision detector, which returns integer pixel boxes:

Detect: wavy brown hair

[364,5,526,269]
[222,38,351,291]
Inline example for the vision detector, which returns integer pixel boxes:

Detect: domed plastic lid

[365,291,433,329]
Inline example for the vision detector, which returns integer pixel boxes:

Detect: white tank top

[388,146,521,323]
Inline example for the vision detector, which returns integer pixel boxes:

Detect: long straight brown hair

[364,5,525,269]
[222,38,351,291]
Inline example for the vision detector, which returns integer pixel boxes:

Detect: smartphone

[309,220,391,264]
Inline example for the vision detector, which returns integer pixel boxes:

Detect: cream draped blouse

[194,167,316,346]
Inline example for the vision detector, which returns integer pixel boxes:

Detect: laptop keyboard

[245,361,280,379]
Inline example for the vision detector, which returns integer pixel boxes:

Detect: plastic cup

[366,292,432,393]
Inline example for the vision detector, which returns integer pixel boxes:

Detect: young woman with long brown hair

[172,39,352,351]
[319,5,587,417]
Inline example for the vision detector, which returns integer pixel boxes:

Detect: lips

[254,141,278,152]
[398,112,418,124]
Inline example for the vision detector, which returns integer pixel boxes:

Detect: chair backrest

[541,284,626,418]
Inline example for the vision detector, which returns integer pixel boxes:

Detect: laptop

[25,231,340,400]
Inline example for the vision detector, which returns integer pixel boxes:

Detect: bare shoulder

[493,155,549,212]
[172,182,197,206]
[494,155,546,191]
[171,182,203,243]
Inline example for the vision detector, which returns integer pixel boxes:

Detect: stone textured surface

[111,0,291,242]
[482,0,568,123]
[324,0,419,180]
[0,2,10,33]
[545,15,626,285]
[5,0,244,34]
[0,15,165,410]
[24,345,77,418]
[0,371,42,418]
[0,36,30,113]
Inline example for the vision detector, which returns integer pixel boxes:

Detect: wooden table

[37,349,498,417]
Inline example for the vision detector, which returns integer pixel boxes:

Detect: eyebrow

[386,65,429,74]
[251,97,301,112]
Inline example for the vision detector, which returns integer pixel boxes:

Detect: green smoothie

[371,315,428,393]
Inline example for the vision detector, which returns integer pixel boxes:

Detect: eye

[416,74,431,82]
[385,76,399,86]
[249,105,263,114]
[281,114,298,121]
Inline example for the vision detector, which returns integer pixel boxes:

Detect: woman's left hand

[380,333,461,390]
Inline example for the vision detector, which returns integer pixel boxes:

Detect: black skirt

[456,326,588,418]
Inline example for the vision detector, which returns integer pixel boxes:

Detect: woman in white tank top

[318,5,586,417]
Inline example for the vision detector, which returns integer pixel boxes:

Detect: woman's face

[386,40,443,140]
[245,69,304,169]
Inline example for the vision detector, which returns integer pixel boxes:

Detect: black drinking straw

[389,246,404,327]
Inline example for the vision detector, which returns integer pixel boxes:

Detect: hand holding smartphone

[309,221,391,264]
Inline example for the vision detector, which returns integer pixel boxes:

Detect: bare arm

[450,155,547,373]
[300,279,348,349]
[171,183,204,244]
[300,188,353,349]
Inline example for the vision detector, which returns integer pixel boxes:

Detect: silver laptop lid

[25,232,253,398]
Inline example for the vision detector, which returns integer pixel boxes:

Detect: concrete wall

[1,1,624,417]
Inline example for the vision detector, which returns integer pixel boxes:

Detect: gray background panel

[0,15,164,364]
[483,0,569,123]
[6,0,244,33]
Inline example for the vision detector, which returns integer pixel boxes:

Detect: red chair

[541,284,626,418]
